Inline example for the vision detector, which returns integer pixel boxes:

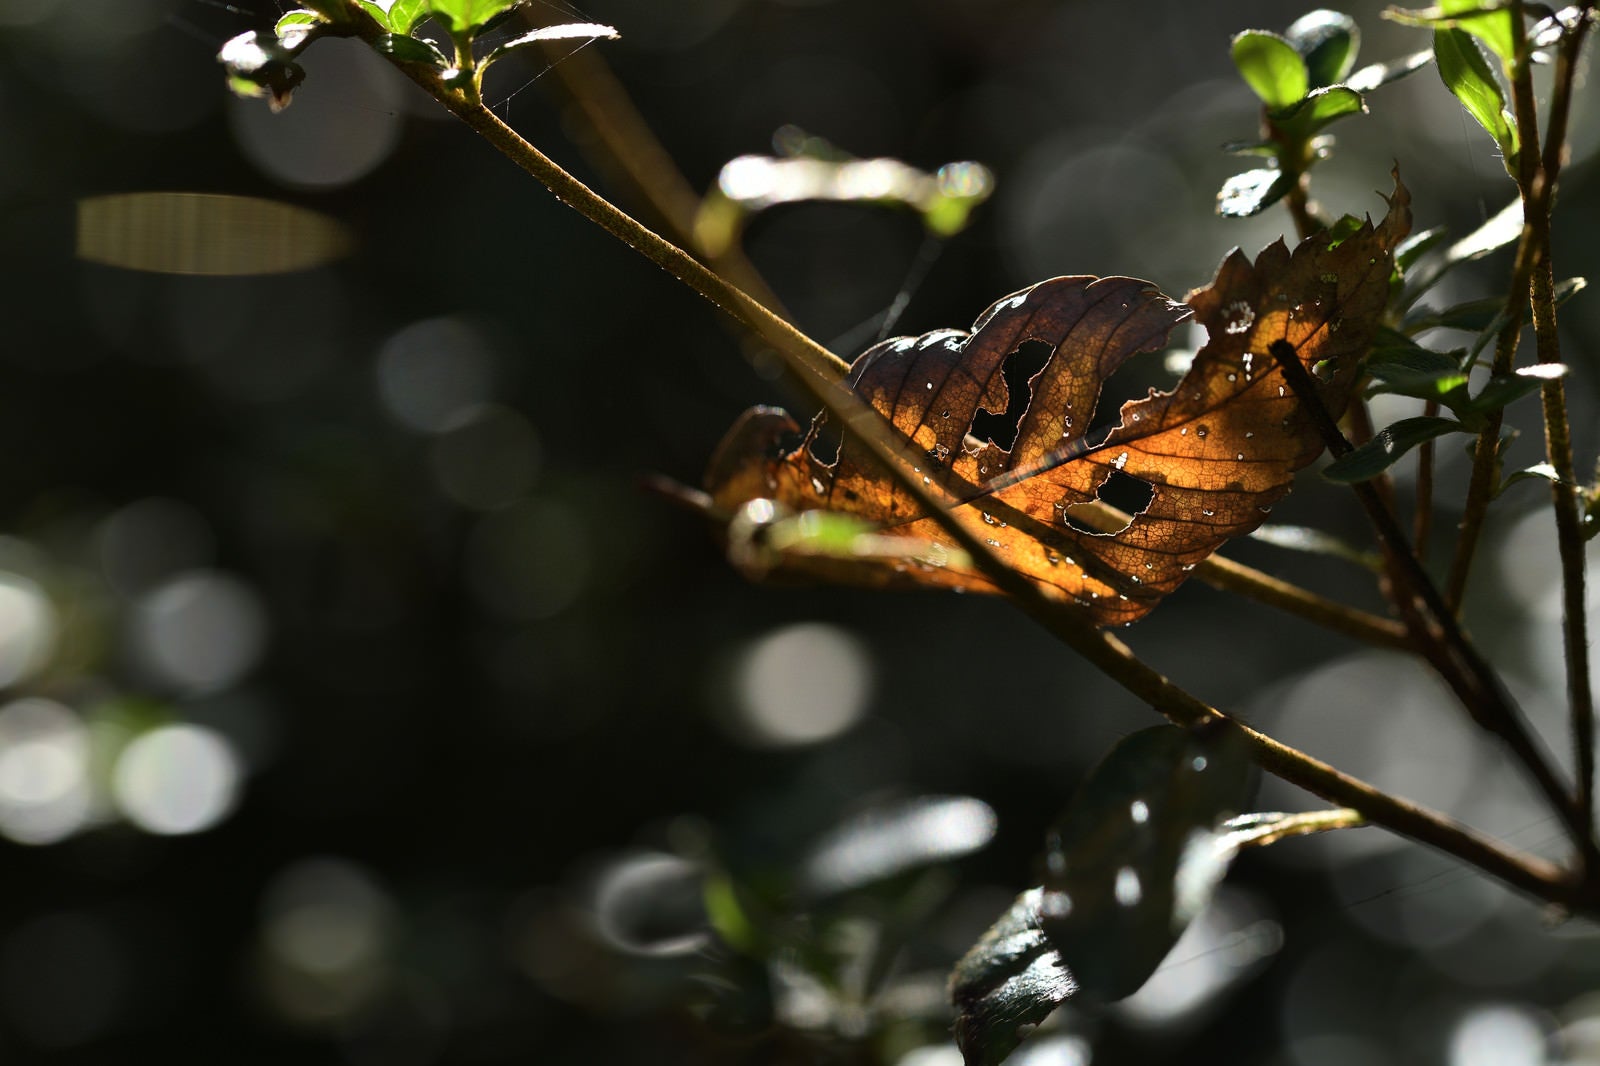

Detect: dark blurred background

[2,0,1600,1063]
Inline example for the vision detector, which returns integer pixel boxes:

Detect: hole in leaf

[970,340,1052,451]
[1062,469,1152,535]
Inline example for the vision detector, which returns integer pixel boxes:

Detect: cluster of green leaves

[219,0,615,107]
[1219,10,1428,217]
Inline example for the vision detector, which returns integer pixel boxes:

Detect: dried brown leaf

[706,175,1411,625]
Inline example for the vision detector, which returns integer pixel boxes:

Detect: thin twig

[1415,399,1438,561]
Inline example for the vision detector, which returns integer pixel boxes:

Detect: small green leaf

[1434,28,1518,166]
[1347,47,1434,91]
[1323,416,1468,482]
[1232,31,1310,109]
[1221,139,1280,157]
[1366,343,1470,402]
[1274,84,1366,137]
[1440,0,1519,63]
[1216,167,1294,218]
[385,0,432,34]
[1286,9,1360,87]
[426,0,523,36]
[373,32,449,66]
[1462,363,1568,415]
[481,22,620,70]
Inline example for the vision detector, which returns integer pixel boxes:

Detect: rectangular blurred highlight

[76,192,352,275]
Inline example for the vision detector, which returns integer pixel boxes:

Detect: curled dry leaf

[706,175,1411,626]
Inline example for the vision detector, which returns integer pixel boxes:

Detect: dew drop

[1236,453,1244,461]
[1196,427,1208,439]
[985,537,1001,547]
[1278,385,1286,397]
[1245,431,1254,439]
[811,477,827,496]
[1202,508,1215,517]
[1180,427,1187,436]
[1227,373,1237,383]
[1112,451,1129,470]
[925,381,934,390]
[981,512,997,525]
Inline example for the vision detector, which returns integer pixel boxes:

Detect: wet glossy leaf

[1366,342,1469,402]
[706,178,1410,626]
[948,887,1070,1066]
[1286,9,1360,87]
[1347,47,1434,91]
[1216,167,1295,217]
[950,724,1253,1065]
[482,22,620,69]
[1434,28,1517,166]
[1322,416,1467,482]
[1232,31,1310,109]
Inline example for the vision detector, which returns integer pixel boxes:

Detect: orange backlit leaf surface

[705,175,1411,626]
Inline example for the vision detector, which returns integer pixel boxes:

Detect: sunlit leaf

[76,192,353,275]
[1274,84,1366,137]
[1286,9,1360,87]
[481,22,620,69]
[1434,28,1518,167]
[1322,416,1468,482]
[1497,461,1562,497]
[1387,2,1521,62]
[426,0,524,36]
[706,177,1410,626]
[1232,31,1310,109]
[1216,167,1294,218]
[385,0,432,33]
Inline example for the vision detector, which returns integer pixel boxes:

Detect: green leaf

[1434,28,1518,167]
[1216,167,1294,218]
[373,32,449,67]
[1462,363,1568,415]
[1347,47,1434,91]
[1286,9,1360,87]
[1274,84,1366,137]
[1037,724,1252,1002]
[481,22,620,70]
[1366,343,1470,402]
[951,724,1253,1065]
[1322,416,1468,482]
[385,0,432,34]
[1387,3,1520,62]
[1405,295,1503,333]
[1440,0,1519,63]
[426,0,524,36]
[1231,31,1310,109]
